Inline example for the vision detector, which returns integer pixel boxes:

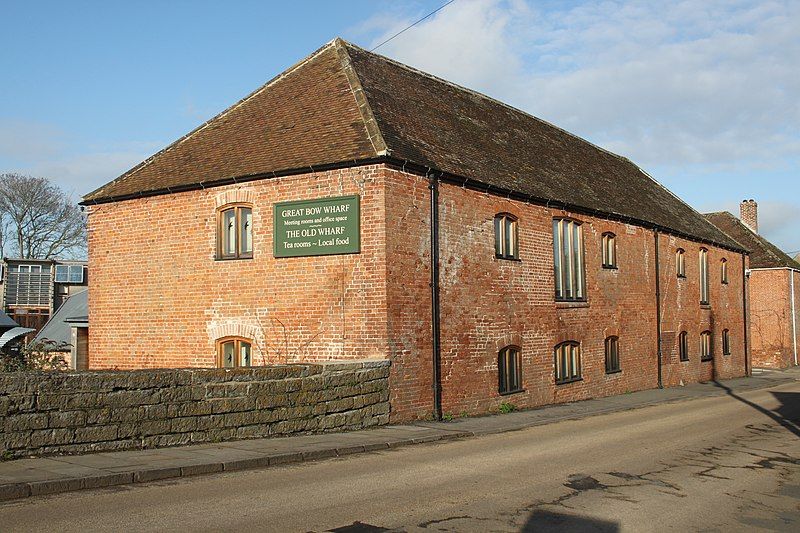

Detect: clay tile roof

[83,39,742,251]
[704,212,800,269]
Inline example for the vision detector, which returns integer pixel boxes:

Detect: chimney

[740,199,758,233]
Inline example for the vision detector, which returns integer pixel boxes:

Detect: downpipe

[792,271,798,366]
[655,231,663,388]
[429,174,443,420]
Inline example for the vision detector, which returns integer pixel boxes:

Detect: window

[679,331,689,361]
[217,337,253,368]
[601,233,617,269]
[217,205,253,259]
[699,248,709,305]
[605,336,620,373]
[553,219,585,301]
[14,264,42,273]
[54,265,84,283]
[555,341,582,384]
[494,214,519,260]
[723,329,730,355]
[498,346,523,394]
[676,249,686,278]
[700,331,713,361]
[720,258,728,284]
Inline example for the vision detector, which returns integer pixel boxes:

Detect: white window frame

[699,248,709,305]
[553,219,586,302]
[601,233,617,269]
[555,341,582,384]
[676,249,686,278]
[494,213,519,260]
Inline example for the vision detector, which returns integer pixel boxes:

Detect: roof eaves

[79,157,389,206]
[384,157,748,254]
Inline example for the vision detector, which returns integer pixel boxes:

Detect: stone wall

[0,360,389,460]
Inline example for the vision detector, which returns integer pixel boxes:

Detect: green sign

[273,195,360,258]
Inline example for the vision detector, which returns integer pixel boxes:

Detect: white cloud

[354,0,800,251]
[361,0,800,171]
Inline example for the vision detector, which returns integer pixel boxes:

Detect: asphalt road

[2,382,798,532]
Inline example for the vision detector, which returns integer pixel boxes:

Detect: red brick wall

[384,169,435,420]
[384,169,746,420]
[88,163,748,421]
[87,166,389,369]
[749,268,798,368]
[658,234,747,385]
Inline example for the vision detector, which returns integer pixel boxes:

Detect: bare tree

[0,173,86,259]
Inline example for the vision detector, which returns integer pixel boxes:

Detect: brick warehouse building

[706,203,800,369]
[82,39,748,421]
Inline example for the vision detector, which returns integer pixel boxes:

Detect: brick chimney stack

[740,199,758,233]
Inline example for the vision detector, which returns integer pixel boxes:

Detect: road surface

[2,381,798,532]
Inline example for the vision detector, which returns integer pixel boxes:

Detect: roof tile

[84,39,741,251]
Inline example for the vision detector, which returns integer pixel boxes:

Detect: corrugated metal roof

[0,327,35,349]
[32,289,88,346]
[0,309,19,329]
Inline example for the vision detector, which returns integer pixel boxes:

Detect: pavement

[1,367,797,503]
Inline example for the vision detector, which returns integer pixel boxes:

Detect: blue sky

[1,0,798,253]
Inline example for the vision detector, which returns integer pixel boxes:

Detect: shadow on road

[711,380,800,438]
[521,509,619,532]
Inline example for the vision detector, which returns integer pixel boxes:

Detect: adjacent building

[706,202,799,368]
[0,258,88,339]
[82,39,748,421]
[0,310,33,356]
[32,290,89,370]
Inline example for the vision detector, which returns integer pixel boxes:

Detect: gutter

[429,173,443,420]
[654,231,663,388]
[81,155,747,256]
[742,253,750,376]
[792,271,798,366]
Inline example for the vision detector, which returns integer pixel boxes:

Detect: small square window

[69,265,84,283]
[55,265,70,282]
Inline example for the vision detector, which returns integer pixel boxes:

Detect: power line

[370,0,457,52]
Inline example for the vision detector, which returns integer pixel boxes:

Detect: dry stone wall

[0,360,389,459]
